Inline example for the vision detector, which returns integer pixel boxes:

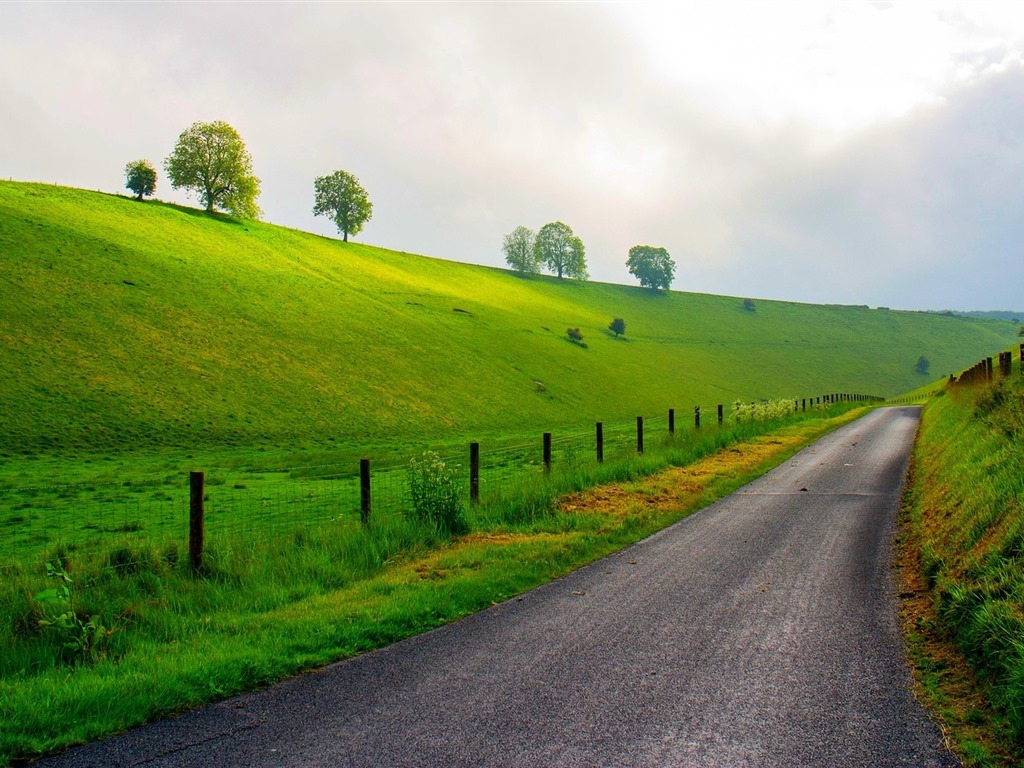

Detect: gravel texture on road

[39,407,958,767]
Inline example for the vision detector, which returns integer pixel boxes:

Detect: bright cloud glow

[613,1,1024,137]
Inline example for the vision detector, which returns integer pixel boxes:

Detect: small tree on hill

[609,317,626,337]
[916,356,930,374]
[124,160,157,201]
[503,226,538,274]
[313,169,373,242]
[535,222,587,280]
[164,120,262,219]
[566,327,586,346]
[626,245,675,291]
[743,298,756,312]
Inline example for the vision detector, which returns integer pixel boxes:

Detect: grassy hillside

[902,356,1024,765]
[0,181,1017,457]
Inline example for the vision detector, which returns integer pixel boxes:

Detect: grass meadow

[0,180,1016,462]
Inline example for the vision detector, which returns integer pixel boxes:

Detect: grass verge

[1,408,865,765]
[899,359,1024,767]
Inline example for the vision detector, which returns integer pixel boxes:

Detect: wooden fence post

[189,471,204,572]
[637,416,644,455]
[694,406,701,429]
[596,422,604,463]
[543,432,552,472]
[360,459,371,525]
[668,408,675,436]
[718,404,723,425]
[470,442,480,503]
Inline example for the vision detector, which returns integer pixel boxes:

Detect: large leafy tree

[313,170,373,242]
[626,245,676,291]
[164,120,261,219]
[534,221,587,280]
[124,159,157,201]
[502,225,538,274]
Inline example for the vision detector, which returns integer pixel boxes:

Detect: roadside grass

[0,406,865,765]
[900,355,1024,766]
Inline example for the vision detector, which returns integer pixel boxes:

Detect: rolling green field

[1,180,1017,467]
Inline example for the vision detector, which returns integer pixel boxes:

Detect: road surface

[39,407,957,767]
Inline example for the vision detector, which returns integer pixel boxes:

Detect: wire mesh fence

[0,396,883,576]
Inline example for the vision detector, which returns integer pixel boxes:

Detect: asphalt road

[39,406,958,767]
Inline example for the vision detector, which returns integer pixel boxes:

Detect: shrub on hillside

[609,317,626,337]
[407,451,467,536]
[566,327,586,347]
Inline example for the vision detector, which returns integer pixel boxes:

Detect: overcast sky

[2,1,1023,311]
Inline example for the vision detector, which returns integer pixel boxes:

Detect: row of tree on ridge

[502,223,676,290]
[124,119,677,290]
[124,120,373,243]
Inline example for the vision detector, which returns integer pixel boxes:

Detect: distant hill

[946,310,1023,322]
[0,181,1018,455]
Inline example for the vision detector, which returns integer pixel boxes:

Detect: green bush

[566,327,586,347]
[407,452,467,536]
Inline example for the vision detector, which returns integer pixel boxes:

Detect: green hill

[0,181,1016,458]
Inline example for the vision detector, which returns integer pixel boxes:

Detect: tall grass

[906,355,1024,751]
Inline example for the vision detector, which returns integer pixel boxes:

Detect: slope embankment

[903,351,1024,764]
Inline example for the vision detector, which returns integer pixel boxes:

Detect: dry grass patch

[558,429,816,520]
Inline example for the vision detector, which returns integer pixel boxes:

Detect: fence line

[947,346,1022,389]
[1,393,885,574]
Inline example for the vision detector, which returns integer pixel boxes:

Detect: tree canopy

[534,221,587,280]
[502,226,538,274]
[312,170,373,242]
[609,317,626,337]
[124,160,157,201]
[626,245,675,291]
[164,120,261,219]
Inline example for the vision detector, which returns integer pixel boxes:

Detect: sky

[2,1,1023,311]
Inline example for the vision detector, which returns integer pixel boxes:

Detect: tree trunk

[344,231,348,242]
